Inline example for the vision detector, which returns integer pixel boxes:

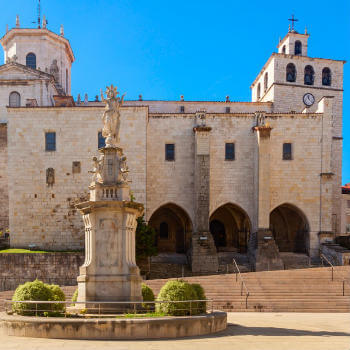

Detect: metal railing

[320,253,350,296]
[232,257,250,309]
[4,299,214,317]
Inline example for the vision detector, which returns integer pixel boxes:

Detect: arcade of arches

[148,202,310,256]
[209,204,251,253]
[270,204,309,253]
[148,203,192,254]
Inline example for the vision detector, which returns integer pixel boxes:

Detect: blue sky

[1,0,349,183]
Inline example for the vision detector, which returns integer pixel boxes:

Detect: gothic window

[264,72,268,92]
[98,131,106,148]
[159,222,169,239]
[283,143,292,160]
[294,41,302,55]
[282,45,286,54]
[286,63,296,82]
[46,168,55,186]
[322,67,331,86]
[26,53,36,69]
[45,132,56,151]
[304,65,314,85]
[225,143,235,160]
[257,83,261,100]
[165,144,175,161]
[9,91,20,107]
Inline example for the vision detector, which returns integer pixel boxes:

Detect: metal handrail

[232,257,250,309]
[320,253,350,296]
[5,299,214,317]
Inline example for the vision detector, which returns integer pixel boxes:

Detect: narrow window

[294,41,302,55]
[180,105,185,113]
[225,106,230,113]
[66,69,69,93]
[72,161,81,174]
[9,91,20,107]
[283,143,292,160]
[225,143,235,160]
[257,83,261,100]
[304,65,314,85]
[264,72,268,92]
[282,45,286,54]
[286,63,296,82]
[159,222,169,239]
[26,53,36,69]
[45,132,56,151]
[98,131,106,148]
[165,144,175,161]
[322,67,331,86]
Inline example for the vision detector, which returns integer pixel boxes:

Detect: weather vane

[288,14,298,32]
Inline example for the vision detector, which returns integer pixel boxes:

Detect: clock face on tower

[303,93,315,106]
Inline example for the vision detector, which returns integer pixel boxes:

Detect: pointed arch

[148,203,193,253]
[270,203,310,253]
[210,203,251,253]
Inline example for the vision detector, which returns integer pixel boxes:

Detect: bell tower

[0,15,75,95]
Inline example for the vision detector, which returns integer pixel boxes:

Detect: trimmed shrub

[156,280,198,316]
[12,279,65,316]
[142,283,155,310]
[191,283,207,314]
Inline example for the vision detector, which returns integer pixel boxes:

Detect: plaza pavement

[0,312,349,350]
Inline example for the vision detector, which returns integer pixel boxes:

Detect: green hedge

[156,280,205,316]
[142,283,155,310]
[12,280,65,316]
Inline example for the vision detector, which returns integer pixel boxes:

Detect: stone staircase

[145,266,350,312]
[1,266,349,313]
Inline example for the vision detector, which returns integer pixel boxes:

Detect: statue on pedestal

[101,85,125,147]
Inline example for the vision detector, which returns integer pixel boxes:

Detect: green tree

[136,215,157,259]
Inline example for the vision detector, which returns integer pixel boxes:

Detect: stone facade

[341,185,350,234]
[0,21,346,269]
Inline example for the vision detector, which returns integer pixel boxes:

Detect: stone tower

[250,25,345,247]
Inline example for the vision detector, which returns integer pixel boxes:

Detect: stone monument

[75,85,143,312]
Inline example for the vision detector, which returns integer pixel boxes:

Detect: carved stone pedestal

[75,144,143,313]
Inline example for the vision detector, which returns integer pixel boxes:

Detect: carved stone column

[253,121,283,271]
[191,123,218,273]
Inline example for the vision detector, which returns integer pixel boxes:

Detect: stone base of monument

[0,312,227,340]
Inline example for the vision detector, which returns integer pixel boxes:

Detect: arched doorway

[270,204,309,253]
[148,203,193,254]
[210,203,251,253]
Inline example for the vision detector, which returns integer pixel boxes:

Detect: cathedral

[0,15,346,271]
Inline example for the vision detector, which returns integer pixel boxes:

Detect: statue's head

[92,156,98,162]
[105,84,119,99]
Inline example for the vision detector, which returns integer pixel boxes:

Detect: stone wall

[0,253,84,291]
[0,123,8,232]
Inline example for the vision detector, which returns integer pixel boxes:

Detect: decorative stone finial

[288,24,291,33]
[16,15,20,28]
[138,94,143,101]
[226,95,230,102]
[100,85,125,148]
[6,24,8,33]
[60,24,64,36]
[95,95,99,102]
[77,94,81,104]
[43,15,47,29]
[304,26,308,35]
[180,95,184,101]
[84,93,88,105]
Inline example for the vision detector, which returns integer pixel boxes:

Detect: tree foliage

[136,215,157,259]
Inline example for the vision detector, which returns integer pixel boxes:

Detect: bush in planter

[156,280,198,316]
[142,283,155,310]
[191,283,207,314]
[12,280,65,316]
